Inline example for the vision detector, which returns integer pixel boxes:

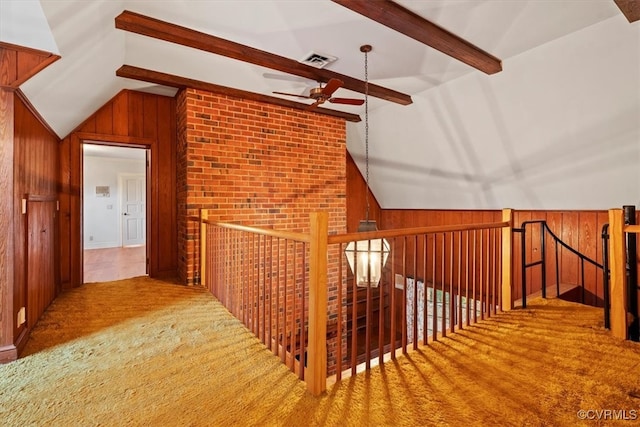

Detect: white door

[121,174,146,247]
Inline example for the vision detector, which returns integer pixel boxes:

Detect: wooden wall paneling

[346,151,382,232]
[70,134,82,288]
[95,103,113,135]
[12,124,27,345]
[545,212,563,297]
[0,49,18,86]
[579,211,599,305]
[58,137,71,289]
[11,94,59,354]
[112,91,129,136]
[529,211,546,298]
[128,91,145,138]
[0,89,17,362]
[154,96,178,276]
[560,212,580,288]
[596,211,609,307]
[59,90,178,286]
[78,114,96,134]
[26,199,57,329]
[514,211,533,297]
[143,94,158,139]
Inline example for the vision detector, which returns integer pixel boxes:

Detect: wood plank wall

[12,93,59,351]
[346,151,382,232]
[59,89,177,288]
[0,89,16,362]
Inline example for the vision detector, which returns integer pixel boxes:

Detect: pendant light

[344,45,390,288]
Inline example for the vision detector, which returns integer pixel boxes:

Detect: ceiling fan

[273,78,364,109]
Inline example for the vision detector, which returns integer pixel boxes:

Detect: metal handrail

[601,224,610,329]
[515,220,604,309]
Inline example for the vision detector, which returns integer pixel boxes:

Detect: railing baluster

[378,240,385,364]
[350,242,357,376]
[422,234,428,345]
[432,234,437,342]
[457,231,462,329]
[465,231,470,327]
[413,235,419,350]
[441,233,446,338]
[402,237,408,354]
[390,237,397,360]
[283,240,288,365]
[299,242,306,380]
[336,242,343,379]
[449,232,455,333]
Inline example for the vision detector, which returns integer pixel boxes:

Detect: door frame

[79,138,151,282]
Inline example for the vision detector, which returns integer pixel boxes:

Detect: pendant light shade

[345,221,390,288]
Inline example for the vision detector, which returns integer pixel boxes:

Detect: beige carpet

[2,277,640,426]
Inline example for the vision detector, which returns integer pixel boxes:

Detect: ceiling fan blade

[273,91,312,100]
[306,99,324,110]
[329,98,364,106]
[322,78,343,96]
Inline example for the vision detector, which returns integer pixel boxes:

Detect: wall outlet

[17,307,26,326]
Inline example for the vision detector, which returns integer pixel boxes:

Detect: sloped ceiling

[9,1,640,210]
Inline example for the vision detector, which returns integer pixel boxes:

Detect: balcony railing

[198,208,633,396]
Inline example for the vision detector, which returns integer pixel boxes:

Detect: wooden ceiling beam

[614,0,640,23]
[331,0,502,75]
[116,65,362,123]
[115,10,412,106]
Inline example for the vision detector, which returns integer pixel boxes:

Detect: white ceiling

[8,1,640,210]
[17,0,621,137]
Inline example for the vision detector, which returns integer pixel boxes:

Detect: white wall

[350,16,640,210]
[83,156,145,249]
[0,0,59,54]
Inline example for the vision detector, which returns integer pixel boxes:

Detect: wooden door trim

[78,139,152,284]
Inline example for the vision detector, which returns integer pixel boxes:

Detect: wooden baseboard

[0,345,18,364]
[14,326,29,356]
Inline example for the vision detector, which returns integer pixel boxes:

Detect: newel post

[307,212,328,396]
[200,209,208,287]
[501,208,513,311]
[608,208,628,339]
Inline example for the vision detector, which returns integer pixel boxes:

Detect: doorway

[82,144,148,283]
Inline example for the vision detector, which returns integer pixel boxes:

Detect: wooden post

[200,209,208,287]
[307,212,328,396]
[608,208,628,339]
[0,89,17,362]
[501,208,513,311]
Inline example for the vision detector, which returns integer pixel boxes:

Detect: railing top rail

[328,221,509,245]
[519,220,603,269]
[202,218,311,243]
[625,224,640,234]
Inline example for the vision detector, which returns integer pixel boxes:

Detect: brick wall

[176,88,347,373]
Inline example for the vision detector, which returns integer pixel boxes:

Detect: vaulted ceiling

[4,1,640,210]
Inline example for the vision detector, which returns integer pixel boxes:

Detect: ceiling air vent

[298,51,337,69]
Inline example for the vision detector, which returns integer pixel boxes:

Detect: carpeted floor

[1,277,640,426]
